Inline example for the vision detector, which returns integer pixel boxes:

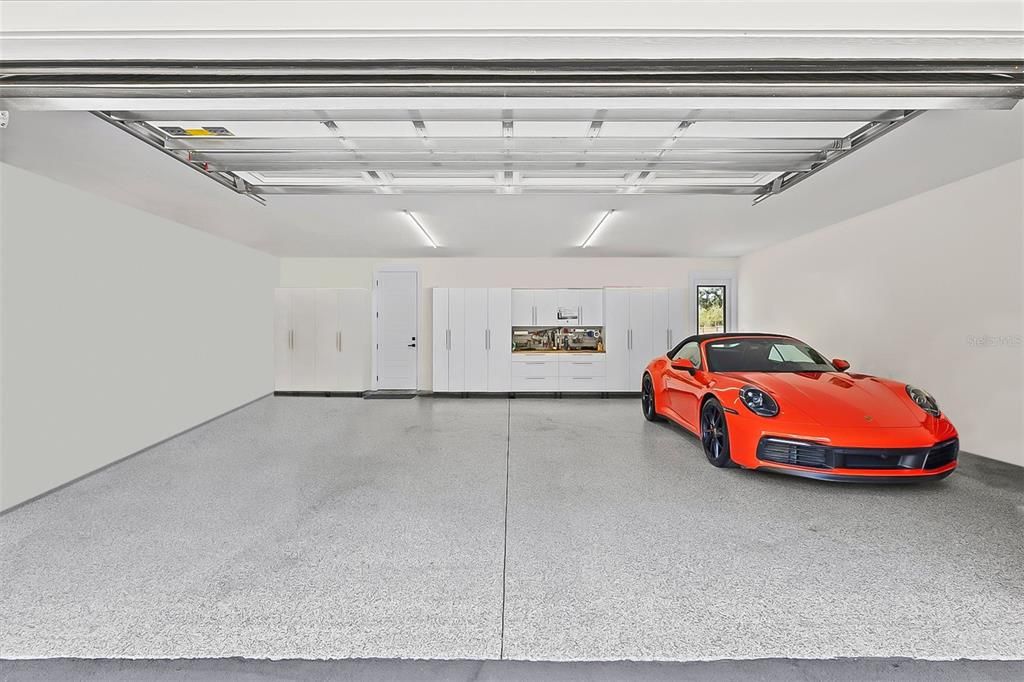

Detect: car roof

[668,333,798,357]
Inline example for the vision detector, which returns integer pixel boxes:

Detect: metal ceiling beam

[753,110,925,204]
[204,157,824,173]
[107,108,915,123]
[252,184,764,196]
[4,59,1021,76]
[161,136,849,153]
[90,112,265,204]
[2,59,1020,100]
[5,83,1020,100]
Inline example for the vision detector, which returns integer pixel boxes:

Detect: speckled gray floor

[0,397,508,660]
[1,397,1022,662]
[503,399,1024,661]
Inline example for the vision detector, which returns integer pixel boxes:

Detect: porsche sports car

[641,333,958,482]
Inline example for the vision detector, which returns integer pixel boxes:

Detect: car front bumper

[749,436,959,482]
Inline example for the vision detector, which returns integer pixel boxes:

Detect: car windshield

[704,338,836,373]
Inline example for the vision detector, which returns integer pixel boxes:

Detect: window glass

[672,341,702,368]
[706,338,834,373]
[697,285,726,334]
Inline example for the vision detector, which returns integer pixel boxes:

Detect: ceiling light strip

[403,210,439,248]
[580,210,615,248]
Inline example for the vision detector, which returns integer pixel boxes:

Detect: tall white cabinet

[605,288,685,392]
[433,288,511,392]
[275,288,370,392]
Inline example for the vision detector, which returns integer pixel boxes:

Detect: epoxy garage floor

[1,397,1023,661]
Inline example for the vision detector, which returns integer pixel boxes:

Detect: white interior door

[487,288,512,392]
[290,289,319,391]
[431,288,450,392]
[375,271,418,390]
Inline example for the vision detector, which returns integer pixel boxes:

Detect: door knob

[407,343,417,347]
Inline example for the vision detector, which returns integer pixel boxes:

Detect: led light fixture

[580,209,615,248]
[403,210,439,248]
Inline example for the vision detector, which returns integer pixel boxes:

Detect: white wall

[739,160,1024,466]
[280,257,736,389]
[0,164,279,510]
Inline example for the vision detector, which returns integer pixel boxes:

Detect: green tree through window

[697,285,726,334]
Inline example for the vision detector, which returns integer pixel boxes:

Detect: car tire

[641,373,663,422]
[700,399,736,468]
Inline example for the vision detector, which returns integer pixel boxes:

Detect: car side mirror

[671,358,696,373]
[832,358,850,372]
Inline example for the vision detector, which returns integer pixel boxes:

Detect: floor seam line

[499,398,511,660]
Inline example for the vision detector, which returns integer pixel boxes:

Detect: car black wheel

[700,399,735,468]
[641,374,662,422]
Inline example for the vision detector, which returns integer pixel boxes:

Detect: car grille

[756,437,959,471]
[924,439,959,470]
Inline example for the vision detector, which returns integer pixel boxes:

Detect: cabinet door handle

[572,361,593,365]
[667,329,671,349]
[627,329,631,349]
[289,329,294,349]
[446,328,451,350]
[337,331,342,352]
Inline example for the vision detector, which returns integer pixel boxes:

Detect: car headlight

[739,386,779,417]
[906,385,941,417]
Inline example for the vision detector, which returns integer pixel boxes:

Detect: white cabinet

[487,288,512,392]
[433,287,511,392]
[604,287,684,391]
[511,352,606,392]
[512,288,603,326]
[511,289,537,326]
[668,287,686,349]
[275,288,370,392]
[578,289,604,325]
[464,288,489,392]
[432,287,466,392]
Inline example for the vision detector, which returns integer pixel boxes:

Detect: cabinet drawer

[512,359,559,378]
[559,357,607,377]
[559,375,606,391]
[512,375,560,391]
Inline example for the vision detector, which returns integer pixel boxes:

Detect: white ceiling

[1,106,1020,257]
[1,1,1021,258]
[3,1,1022,60]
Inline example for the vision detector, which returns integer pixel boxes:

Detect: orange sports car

[641,333,958,482]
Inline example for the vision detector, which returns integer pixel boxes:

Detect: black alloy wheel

[700,399,735,467]
[641,374,661,421]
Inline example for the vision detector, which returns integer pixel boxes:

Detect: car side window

[673,341,702,368]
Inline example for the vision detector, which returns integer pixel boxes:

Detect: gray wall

[0,164,279,510]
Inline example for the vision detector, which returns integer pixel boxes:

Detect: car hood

[720,371,921,427]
